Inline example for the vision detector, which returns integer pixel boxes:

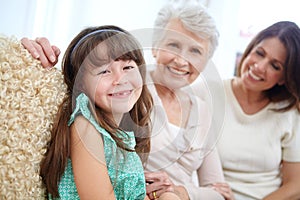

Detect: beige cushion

[0,35,66,199]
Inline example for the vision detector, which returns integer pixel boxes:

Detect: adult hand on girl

[145,171,175,199]
[145,171,187,200]
[21,37,60,68]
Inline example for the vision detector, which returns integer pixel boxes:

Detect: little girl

[40,25,153,199]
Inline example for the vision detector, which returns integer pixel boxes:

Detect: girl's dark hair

[40,25,153,197]
[237,21,300,112]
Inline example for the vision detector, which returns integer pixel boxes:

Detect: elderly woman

[212,21,300,200]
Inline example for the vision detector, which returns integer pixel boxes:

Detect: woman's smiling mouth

[167,66,189,75]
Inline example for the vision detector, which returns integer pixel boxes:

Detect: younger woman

[213,21,300,200]
[40,25,156,199]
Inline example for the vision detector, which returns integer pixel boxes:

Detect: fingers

[146,175,175,200]
[148,189,173,200]
[21,37,60,68]
[21,37,40,59]
[52,45,61,57]
[145,172,173,196]
[35,37,58,63]
[149,190,159,200]
[146,181,172,193]
[145,171,172,183]
[212,183,235,200]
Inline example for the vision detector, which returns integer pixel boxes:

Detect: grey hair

[152,1,219,58]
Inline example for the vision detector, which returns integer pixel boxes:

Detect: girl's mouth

[109,90,132,97]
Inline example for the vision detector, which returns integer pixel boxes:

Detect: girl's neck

[99,111,123,126]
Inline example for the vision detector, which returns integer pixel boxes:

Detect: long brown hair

[40,25,153,197]
[237,21,300,112]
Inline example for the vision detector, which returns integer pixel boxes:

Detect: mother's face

[152,18,210,89]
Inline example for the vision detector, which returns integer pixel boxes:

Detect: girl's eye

[123,65,135,70]
[97,70,110,75]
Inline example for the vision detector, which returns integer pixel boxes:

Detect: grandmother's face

[152,18,210,89]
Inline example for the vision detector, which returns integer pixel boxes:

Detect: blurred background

[1,0,300,79]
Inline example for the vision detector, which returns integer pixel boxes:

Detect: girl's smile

[82,58,143,119]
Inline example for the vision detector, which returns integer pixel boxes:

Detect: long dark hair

[237,21,300,112]
[40,25,153,197]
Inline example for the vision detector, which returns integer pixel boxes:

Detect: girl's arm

[70,116,116,200]
[263,161,300,200]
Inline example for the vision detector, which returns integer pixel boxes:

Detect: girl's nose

[112,71,127,85]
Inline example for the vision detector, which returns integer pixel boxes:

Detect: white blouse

[145,72,225,200]
[217,79,300,200]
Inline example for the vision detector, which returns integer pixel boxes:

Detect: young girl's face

[82,57,143,121]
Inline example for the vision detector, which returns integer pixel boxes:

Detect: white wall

[207,0,240,79]
[1,0,300,79]
[1,0,168,65]
[0,0,238,77]
[0,0,37,37]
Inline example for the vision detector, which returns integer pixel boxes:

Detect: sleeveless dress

[50,93,146,200]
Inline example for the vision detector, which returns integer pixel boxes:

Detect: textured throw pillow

[0,35,66,199]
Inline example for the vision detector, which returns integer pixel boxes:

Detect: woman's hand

[145,171,175,199]
[211,182,235,200]
[21,37,60,68]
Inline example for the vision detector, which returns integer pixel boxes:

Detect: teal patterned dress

[49,93,146,200]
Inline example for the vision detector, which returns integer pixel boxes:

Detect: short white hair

[152,1,219,58]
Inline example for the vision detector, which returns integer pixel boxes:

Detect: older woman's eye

[191,48,201,55]
[168,42,179,48]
